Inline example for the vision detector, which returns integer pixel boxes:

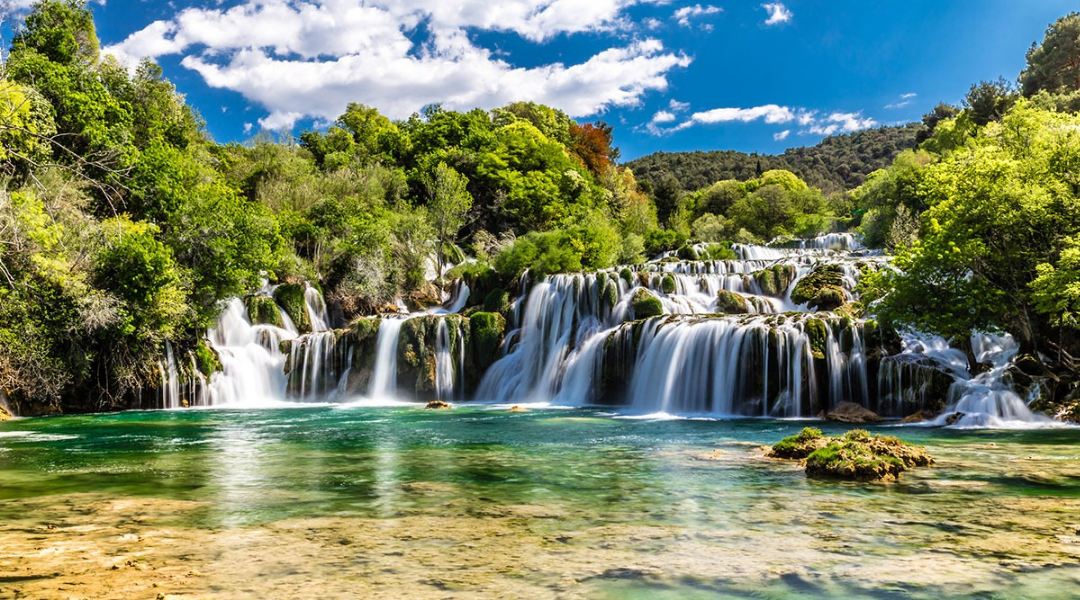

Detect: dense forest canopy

[1,1,1079,416]
[625,123,924,194]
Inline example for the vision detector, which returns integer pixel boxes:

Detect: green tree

[1020,12,1080,96]
[425,162,472,284]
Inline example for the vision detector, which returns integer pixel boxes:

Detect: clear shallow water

[1,406,1079,599]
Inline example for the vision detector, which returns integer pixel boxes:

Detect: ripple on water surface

[0,406,1078,599]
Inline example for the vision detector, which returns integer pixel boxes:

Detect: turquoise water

[1,405,1079,599]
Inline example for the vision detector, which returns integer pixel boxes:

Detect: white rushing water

[156,233,1063,428]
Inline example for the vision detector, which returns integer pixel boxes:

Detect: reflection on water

[0,406,1078,599]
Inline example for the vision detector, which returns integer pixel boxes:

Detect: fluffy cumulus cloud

[805,112,878,135]
[104,0,689,129]
[646,103,877,137]
[690,104,795,125]
[761,3,792,26]
[673,4,722,28]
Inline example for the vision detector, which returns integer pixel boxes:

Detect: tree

[1020,12,1080,96]
[868,101,1080,366]
[963,78,1017,126]
[652,171,683,225]
[425,162,472,284]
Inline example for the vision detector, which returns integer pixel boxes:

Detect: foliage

[867,101,1080,356]
[626,123,923,194]
[1020,12,1080,97]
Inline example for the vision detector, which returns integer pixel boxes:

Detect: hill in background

[625,122,924,194]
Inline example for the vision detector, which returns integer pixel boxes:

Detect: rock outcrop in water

[804,430,934,482]
[769,428,934,481]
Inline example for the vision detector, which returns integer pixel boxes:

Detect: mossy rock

[619,268,634,284]
[631,288,664,319]
[273,283,311,334]
[245,295,284,328]
[749,265,797,297]
[768,427,828,459]
[483,288,509,313]
[661,275,677,294]
[470,312,506,373]
[425,400,453,410]
[804,318,828,360]
[676,245,700,261]
[601,280,619,310]
[791,264,846,311]
[804,430,934,482]
[193,339,223,376]
[0,404,11,421]
[715,290,749,314]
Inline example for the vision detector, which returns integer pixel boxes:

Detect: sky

[19,0,1079,160]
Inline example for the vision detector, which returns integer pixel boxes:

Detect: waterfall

[624,317,817,417]
[305,285,330,332]
[205,297,296,406]
[158,341,181,409]
[435,319,455,402]
[369,318,405,399]
[286,330,340,402]
[930,333,1052,428]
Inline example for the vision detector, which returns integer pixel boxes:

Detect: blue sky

[51,0,1080,160]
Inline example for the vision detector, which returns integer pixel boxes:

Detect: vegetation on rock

[804,430,934,482]
[631,289,664,319]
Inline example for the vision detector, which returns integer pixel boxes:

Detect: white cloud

[648,103,877,137]
[673,4,722,28]
[805,112,878,135]
[669,99,690,112]
[761,3,793,26]
[652,110,677,123]
[243,122,253,134]
[103,0,687,128]
[885,92,918,109]
[690,104,795,125]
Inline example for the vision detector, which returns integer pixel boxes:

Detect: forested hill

[626,122,924,193]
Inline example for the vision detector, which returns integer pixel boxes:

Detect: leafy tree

[1020,12,1080,96]
[652,171,683,225]
[963,77,1017,126]
[424,162,472,284]
[868,101,1080,363]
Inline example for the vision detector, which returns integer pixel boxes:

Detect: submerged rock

[425,400,453,410]
[507,405,529,412]
[901,410,937,424]
[823,402,883,423]
[804,430,934,482]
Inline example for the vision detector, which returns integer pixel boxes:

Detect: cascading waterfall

[154,234,1064,428]
[205,297,296,406]
[158,341,181,409]
[305,285,330,332]
[434,319,456,402]
[369,318,405,399]
[930,334,1051,428]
